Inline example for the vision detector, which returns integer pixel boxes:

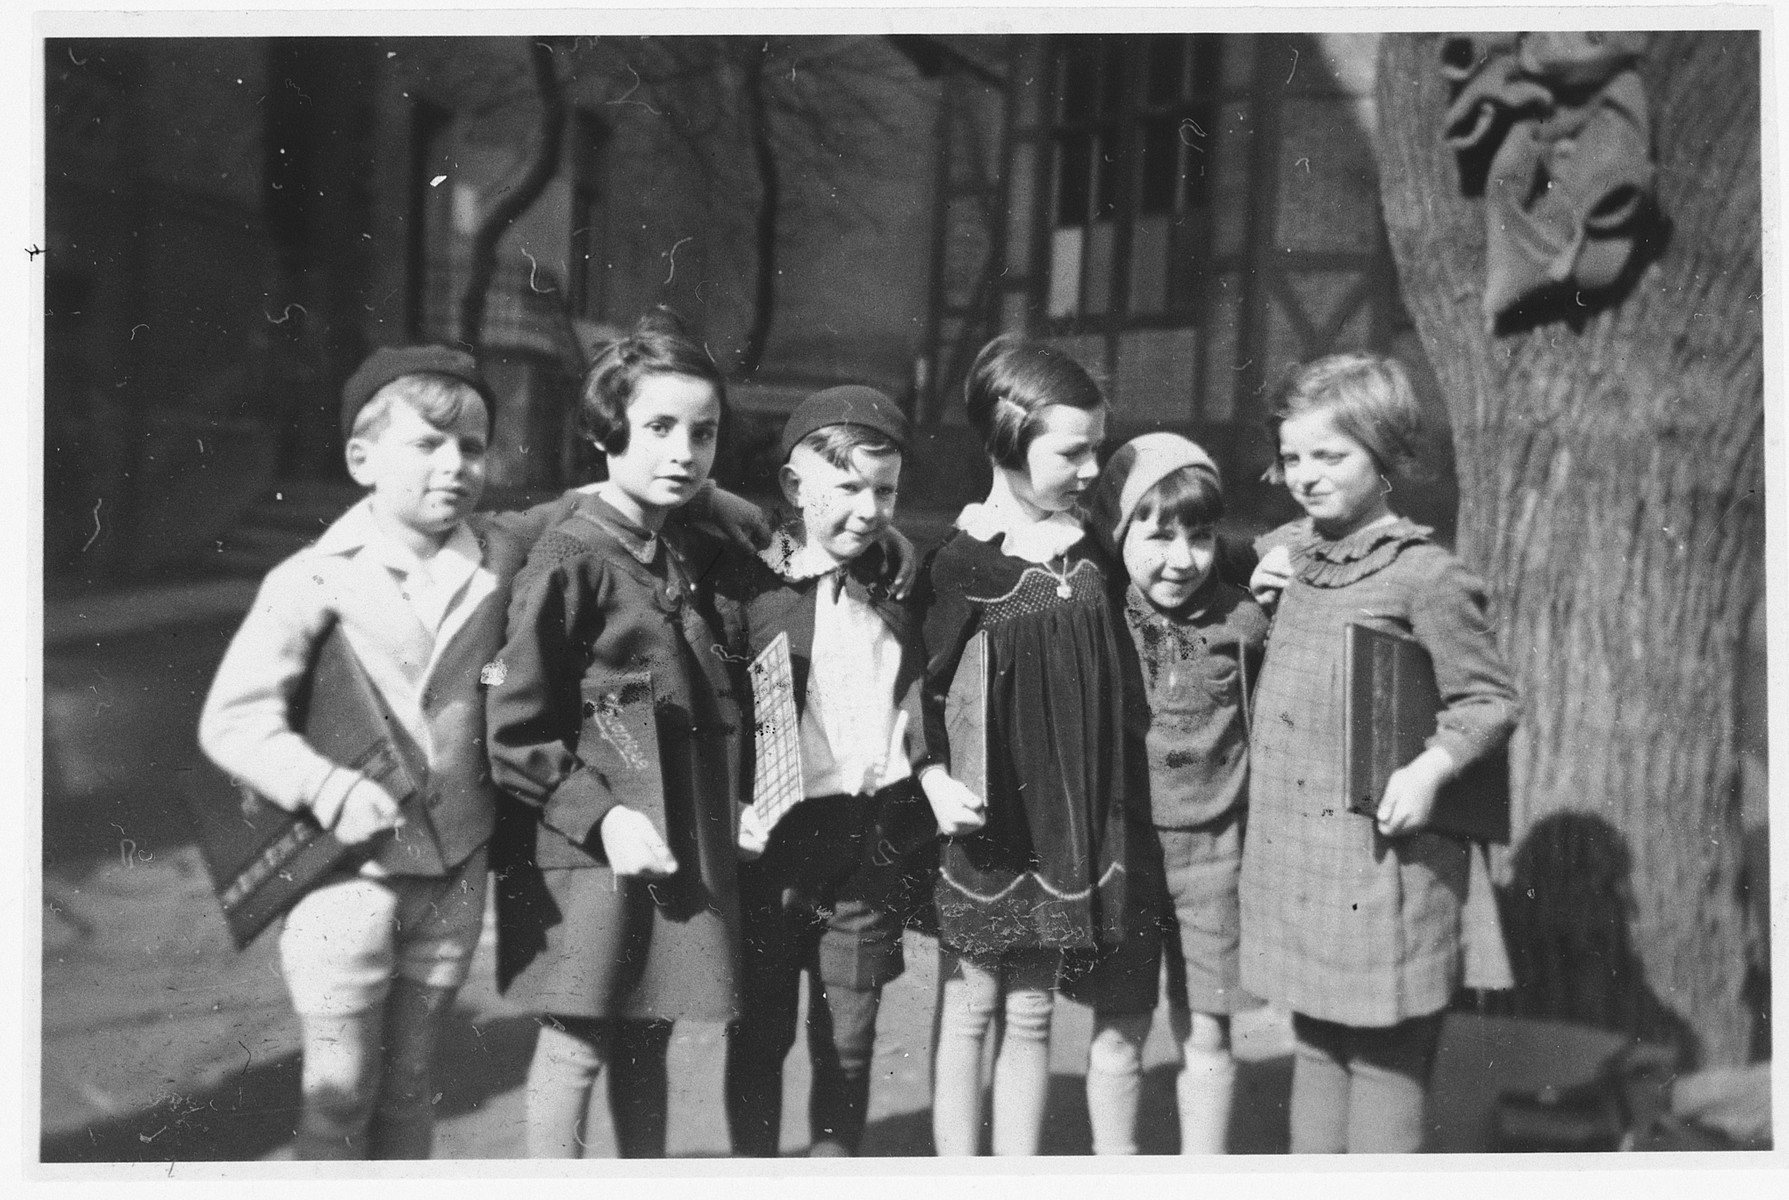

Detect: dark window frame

[1031,33,1223,335]
[568,107,611,321]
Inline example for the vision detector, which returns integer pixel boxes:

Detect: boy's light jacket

[198,497,545,875]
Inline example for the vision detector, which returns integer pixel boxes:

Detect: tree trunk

[457,40,567,351]
[738,49,780,376]
[1376,32,1762,1066]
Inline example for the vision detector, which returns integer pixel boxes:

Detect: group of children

[198,310,1518,1160]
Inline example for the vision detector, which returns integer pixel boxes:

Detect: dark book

[1342,621,1510,844]
[189,621,429,949]
[944,630,989,804]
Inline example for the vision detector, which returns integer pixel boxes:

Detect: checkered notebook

[749,631,805,830]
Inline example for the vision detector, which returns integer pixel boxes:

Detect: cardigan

[1117,576,1270,830]
[484,492,753,1021]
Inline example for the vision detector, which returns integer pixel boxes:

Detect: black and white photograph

[22,1,1780,1184]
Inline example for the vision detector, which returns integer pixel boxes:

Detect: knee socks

[989,983,1054,1156]
[367,980,456,1159]
[525,1016,672,1158]
[1168,1007,1236,1155]
[931,957,1000,1155]
[1290,1012,1442,1153]
[1085,1012,1149,1155]
[293,1010,383,1160]
[807,980,881,1154]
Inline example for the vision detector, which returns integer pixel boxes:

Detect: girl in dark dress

[917,336,1131,1155]
[486,312,751,1157]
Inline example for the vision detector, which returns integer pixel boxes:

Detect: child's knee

[816,982,882,1067]
[1175,1009,1231,1054]
[531,1017,610,1083]
[299,1024,383,1144]
[1087,1013,1148,1077]
[938,956,1002,1037]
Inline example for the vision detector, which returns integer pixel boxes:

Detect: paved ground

[38,602,1300,1163]
[38,544,1670,1169]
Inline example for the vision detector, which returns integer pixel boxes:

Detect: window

[1041,34,1220,326]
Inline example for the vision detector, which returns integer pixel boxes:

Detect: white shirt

[773,539,911,799]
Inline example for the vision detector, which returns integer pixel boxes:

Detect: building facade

[44,32,1444,585]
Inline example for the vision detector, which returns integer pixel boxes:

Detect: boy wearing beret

[199,345,535,1159]
[723,386,937,1157]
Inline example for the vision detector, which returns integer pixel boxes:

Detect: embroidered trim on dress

[1284,516,1433,588]
[966,558,1101,608]
[938,859,1126,904]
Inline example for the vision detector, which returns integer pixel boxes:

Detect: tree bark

[1376,32,1762,1066]
[457,40,567,351]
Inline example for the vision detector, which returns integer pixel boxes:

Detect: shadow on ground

[41,1009,540,1163]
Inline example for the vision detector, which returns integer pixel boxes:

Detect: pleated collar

[1285,515,1434,588]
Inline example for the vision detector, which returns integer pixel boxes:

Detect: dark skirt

[492,725,743,1023]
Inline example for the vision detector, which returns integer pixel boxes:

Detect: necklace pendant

[1056,580,1072,599]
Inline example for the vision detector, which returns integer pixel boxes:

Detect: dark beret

[340,345,495,440]
[778,384,910,462]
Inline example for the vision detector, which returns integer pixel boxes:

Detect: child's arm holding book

[915,546,987,836]
[486,550,677,877]
[1376,552,1520,837]
[197,561,405,845]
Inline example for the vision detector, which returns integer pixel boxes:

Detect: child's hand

[698,484,774,552]
[875,526,919,600]
[332,778,405,845]
[1375,747,1457,837]
[600,806,680,877]
[737,805,771,861]
[920,768,986,837]
[1249,545,1293,608]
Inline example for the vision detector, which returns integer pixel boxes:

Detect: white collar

[759,524,848,583]
[956,496,1085,564]
[423,523,483,593]
[314,497,480,578]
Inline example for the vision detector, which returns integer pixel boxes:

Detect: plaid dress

[1240,517,1517,1027]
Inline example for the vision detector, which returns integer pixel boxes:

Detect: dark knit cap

[340,345,495,440]
[778,384,910,461]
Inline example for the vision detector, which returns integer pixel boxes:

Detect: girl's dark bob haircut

[964,334,1105,471]
[1135,465,1225,531]
[1264,351,1429,485]
[579,306,727,455]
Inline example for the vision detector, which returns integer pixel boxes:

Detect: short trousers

[739,785,917,993]
[279,846,488,1017]
[1061,812,1253,1016]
